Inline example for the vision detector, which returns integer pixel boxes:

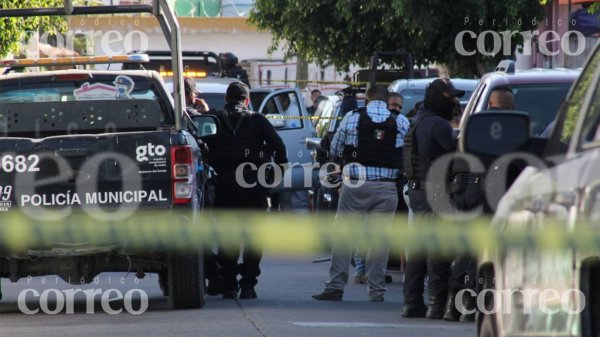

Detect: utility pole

[296,55,308,89]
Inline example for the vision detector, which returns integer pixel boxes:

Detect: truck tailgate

[0,131,173,212]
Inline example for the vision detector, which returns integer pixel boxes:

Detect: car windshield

[400,89,474,116]
[485,83,573,136]
[197,92,226,110]
[549,52,600,155]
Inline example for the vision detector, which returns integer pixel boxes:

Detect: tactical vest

[403,113,433,180]
[210,108,267,169]
[342,108,403,169]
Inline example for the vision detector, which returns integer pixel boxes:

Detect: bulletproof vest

[342,108,403,169]
[403,113,431,180]
[210,108,266,170]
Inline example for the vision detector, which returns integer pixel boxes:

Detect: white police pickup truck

[0,1,217,309]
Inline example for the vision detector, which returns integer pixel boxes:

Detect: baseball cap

[226,81,249,102]
[429,78,465,98]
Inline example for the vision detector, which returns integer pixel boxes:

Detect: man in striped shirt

[312,85,409,302]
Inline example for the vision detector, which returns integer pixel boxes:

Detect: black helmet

[424,78,463,119]
[219,52,238,69]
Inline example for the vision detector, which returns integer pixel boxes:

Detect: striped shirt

[330,100,410,180]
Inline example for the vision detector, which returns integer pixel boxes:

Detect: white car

[461,43,600,337]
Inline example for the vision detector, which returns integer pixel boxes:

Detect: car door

[258,88,316,191]
[565,52,600,337]
[496,47,600,337]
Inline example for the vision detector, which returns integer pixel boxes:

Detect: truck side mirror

[460,111,530,157]
[305,137,322,150]
[191,115,220,138]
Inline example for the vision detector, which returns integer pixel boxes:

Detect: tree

[0,0,67,58]
[403,0,545,77]
[249,0,546,77]
[249,0,410,71]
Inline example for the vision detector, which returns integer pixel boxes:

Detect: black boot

[401,303,427,318]
[239,287,257,299]
[426,296,447,319]
[206,276,223,296]
[443,291,461,321]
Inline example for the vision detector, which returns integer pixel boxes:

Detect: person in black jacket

[205,82,287,299]
[444,86,516,322]
[402,78,464,319]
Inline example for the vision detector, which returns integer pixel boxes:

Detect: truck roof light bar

[0,54,150,68]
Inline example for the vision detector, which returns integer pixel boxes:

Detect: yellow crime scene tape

[246,79,396,87]
[266,115,343,120]
[0,210,598,255]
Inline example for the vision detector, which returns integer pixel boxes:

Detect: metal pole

[63,0,73,15]
[158,0,184,131]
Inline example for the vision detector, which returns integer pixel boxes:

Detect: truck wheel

[167,252,205,309]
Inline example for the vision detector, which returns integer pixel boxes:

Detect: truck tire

[167,252,205,309]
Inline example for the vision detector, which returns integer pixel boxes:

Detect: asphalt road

[0,254,476,337]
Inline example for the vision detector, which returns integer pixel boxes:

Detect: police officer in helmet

[219,52,251,88]
[402,78,464,319]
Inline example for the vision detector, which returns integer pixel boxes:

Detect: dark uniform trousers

[214,175,268,292]
[450,181,484,295]
[404,188,454,304]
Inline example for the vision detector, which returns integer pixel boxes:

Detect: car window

[197,92,226,111]
[578,75,600,145]
[327,104,342,133]
[399,89,425,116]
[261,92,303,130]
[553,51,600,152]
[314,98,336,138]
[0,76,169,137]
[400,88,474,117]
[461,82,487,127]
[481,83,572,135]
[250,91,269,111]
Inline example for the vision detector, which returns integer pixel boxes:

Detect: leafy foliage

[0,0,67,58]
[250,0,546,77]
[250,0,408,71]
